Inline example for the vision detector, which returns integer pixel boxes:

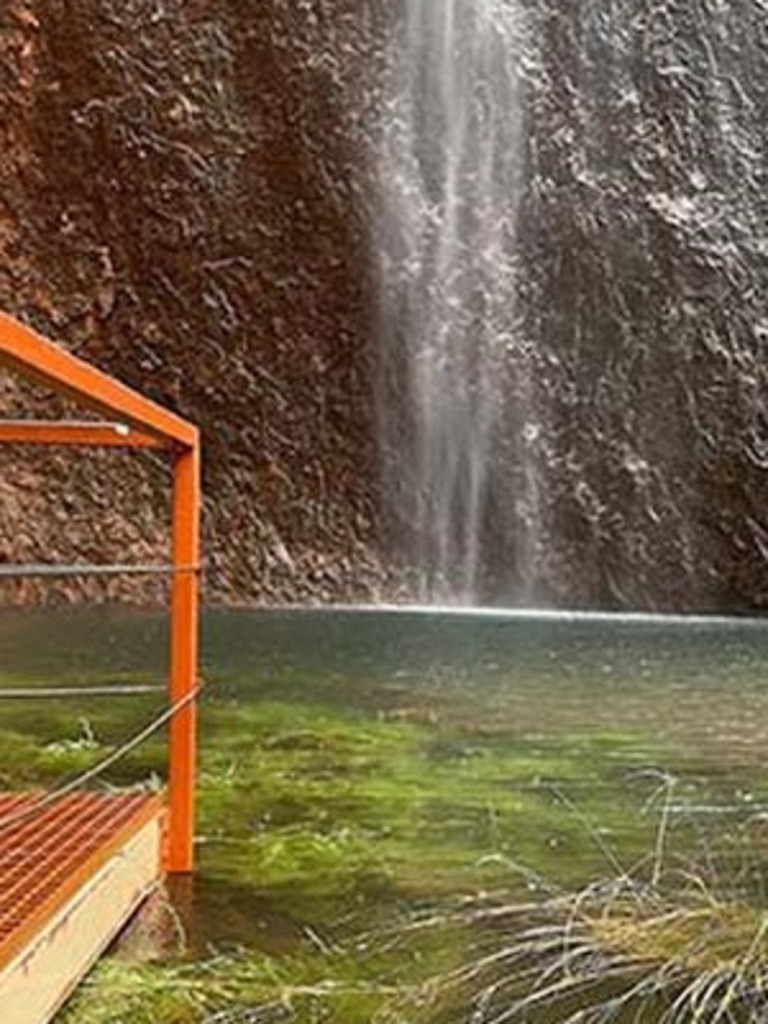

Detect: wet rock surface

[0,0,392,605]
[0,0,766,611]
[512,2,768,612]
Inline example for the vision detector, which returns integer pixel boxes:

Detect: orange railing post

[167,440,201,874]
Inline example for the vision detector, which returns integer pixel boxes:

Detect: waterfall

[376,0,531,604]
[375,2,767,613]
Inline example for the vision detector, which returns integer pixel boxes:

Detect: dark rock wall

[514,3,768,611]
[0,0,391,604]
[1,0,766,612]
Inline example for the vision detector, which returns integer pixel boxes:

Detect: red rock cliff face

[4,2,768,614]
[0,0,392,605]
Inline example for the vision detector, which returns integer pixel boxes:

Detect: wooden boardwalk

[0,792,164,1024]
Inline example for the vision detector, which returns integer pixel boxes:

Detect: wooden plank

[0,797,163,1024]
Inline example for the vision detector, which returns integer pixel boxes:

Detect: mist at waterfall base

[375,2,768,613]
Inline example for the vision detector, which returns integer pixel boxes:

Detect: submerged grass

[57,951,403,1024]
[0,671,765,1023]
[62,866,768,1024]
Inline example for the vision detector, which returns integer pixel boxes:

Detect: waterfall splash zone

[376,0,531,606]
[268,605,768,628]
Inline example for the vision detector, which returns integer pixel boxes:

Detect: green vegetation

[379,829,768,1023]
[1,669,765,1022]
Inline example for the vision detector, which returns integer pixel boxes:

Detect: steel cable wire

[0,682,203,835]
[0,684,164,699]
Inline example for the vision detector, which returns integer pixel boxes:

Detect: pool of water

[2,608,768,1019]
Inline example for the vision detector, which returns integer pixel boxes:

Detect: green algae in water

[2,609,768,1022]
[56,722,768,1021]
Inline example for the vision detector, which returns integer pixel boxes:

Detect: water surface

[2,608,768,969]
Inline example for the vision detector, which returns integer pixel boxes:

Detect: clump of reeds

[386,880,768,1023]
[377,782,768,1024]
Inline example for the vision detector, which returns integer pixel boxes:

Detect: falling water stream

[377,1,530,603]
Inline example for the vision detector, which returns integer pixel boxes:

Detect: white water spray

[376,0,531,603]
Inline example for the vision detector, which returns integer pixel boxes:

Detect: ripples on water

[2,608,768,957]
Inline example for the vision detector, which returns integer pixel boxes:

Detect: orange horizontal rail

[0,312,197,449]
[0,420,162,448]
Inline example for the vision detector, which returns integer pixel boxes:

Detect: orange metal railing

[0,311,201,874]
